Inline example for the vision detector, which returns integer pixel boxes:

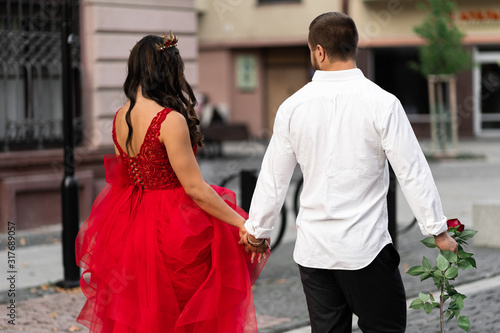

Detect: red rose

[447,218,464,232]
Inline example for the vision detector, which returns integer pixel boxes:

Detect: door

[264,47,311,134]
[474,49,500,135]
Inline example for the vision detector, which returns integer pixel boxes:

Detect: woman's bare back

[114,96,166,157]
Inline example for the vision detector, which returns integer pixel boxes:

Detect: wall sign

[457,9,500,23]
[236,54,257,91]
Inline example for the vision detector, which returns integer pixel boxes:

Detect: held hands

[238,227,270,263]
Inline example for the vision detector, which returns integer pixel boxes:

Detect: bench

[200,123,250,158]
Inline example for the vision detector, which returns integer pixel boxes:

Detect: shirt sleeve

[381,99,447,236]
[245,105,297,239]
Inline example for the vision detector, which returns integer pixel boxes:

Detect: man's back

[244,13,456,333]
[277,68,397,269]
[248,68,446,269]
[286,68,395,219]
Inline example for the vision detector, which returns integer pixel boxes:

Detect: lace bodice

[112,108,193,190]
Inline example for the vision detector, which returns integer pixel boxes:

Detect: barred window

[0,0,82,151]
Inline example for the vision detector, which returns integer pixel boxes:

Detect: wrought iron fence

[0,0,82,151]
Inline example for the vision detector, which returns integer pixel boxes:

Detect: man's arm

[381,100,458,253]
[244,106,297,241]
[381,99,449,238]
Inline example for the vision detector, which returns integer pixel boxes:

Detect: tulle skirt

[75,155,265,333]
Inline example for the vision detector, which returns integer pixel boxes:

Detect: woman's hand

[239,231,270,263]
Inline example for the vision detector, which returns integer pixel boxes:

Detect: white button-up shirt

[245,68,447,270]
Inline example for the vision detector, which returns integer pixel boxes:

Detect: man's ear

[316,44,326,63]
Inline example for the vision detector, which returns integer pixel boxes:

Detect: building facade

[197,0,500,138]
[1,0,499,232]
[197,0,342,136]
[353,0,500,138]
[0,0,199,232]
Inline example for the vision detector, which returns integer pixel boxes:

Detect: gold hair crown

[156,31,178,51]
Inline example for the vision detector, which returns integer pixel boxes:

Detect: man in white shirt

[242,12,458,333]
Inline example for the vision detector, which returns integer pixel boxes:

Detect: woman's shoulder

[162,109,187,131]
[163,108,183,119]
[158,109,189,142]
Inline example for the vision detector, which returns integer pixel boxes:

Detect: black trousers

[298,244,407,333]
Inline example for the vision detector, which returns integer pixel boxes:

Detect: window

[0,0,82,151]
[373,47,428,116]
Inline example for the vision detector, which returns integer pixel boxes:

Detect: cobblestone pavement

[2,238,498,333]
[254,236,500,333]
[1,138,499,332]
[403,286,500,333]
[1,289,87,333]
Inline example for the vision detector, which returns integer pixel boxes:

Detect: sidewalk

[1,138,499,333]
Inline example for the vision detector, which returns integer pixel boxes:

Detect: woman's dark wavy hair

[123,34,203,154]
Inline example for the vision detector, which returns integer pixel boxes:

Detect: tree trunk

[427,75,459,158]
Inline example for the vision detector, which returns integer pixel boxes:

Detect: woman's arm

[160,111,246,231]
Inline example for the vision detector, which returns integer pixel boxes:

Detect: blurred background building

[1,0,499,231]
[197,0,500,139]
[0,0,199,231]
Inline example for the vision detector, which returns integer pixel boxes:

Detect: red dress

[76,108,265,333]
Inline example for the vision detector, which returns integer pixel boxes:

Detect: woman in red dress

[75,32,269,333]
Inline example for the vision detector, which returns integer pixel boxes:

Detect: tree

[411,0,471,157]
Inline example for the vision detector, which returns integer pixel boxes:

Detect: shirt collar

[312,68,364,82]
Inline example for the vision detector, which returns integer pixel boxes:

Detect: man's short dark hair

[308,12,359,62]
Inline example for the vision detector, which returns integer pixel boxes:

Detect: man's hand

[238,230,270,263]
[434,231,458,254]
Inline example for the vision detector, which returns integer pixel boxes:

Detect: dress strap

[144,108,173,144]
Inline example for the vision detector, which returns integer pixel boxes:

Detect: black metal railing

[0,0,82,151]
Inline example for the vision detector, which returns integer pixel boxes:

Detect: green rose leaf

[446,285,458,297]
[458,250,473,259]
[458,315,470,332]
[421,237,437,248]
[437,253,450,271]
[447,310,456,320]
[423,302,434,314]
[422,256,432,271]
[433,277,443,289]
[445,267,459,279]
[419,292,430,302]
[466,257,477,269]
[458,259,474,270]
[409,299,424,309]
[407,266,425,276]
[420,272,431,281]
[449,303,462,319]
[441,250,458,263]
[459,230,477,241]
[452,292,466,301]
